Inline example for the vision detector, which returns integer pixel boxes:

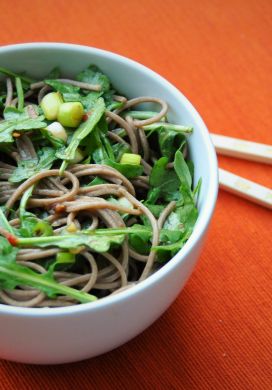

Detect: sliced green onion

[15,77,24,110]
[41,92,63,120]
[56,252,76,263]
[46,121,67,142]
[33,221,53,237]
[57,102,84,128]
[120,153,141,165]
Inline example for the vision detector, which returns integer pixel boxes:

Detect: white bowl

[0,43,218,364]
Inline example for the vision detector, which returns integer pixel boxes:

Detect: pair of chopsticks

[211,134,272,210]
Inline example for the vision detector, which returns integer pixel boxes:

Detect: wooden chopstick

[211,133,272,165]
[218,168,272,210]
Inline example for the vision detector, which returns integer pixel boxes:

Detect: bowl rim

[0,42,218,317]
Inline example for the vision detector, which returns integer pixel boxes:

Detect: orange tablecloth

[0,0,271,388]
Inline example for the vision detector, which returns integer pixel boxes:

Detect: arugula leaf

[145,203,165,218]
[3,106,26,120]
[88,129,108,163]
[128,223,184,256]
[174,149,192,188]
[0,108,47,143]
[88,177,108,186]
[9,146,57,183]
[148,157,181,203]
[159,151,198,233]
[45,67,61,79]
[128,224,151,255]
[105,160,143,179]
[16,186,53,238]
[153,230,192,263]
[84,115,114,164]
[19,217,54,238]
[164,200,198,232]
[112,142,131,161]
[159,228,184,244]
[47,252,76,276]
[63,91,103,111]
[193,178,202,202]
[0,262,97,303]
[0,237,18,262]
[158,129,186,160]
[0,238,96,303]
[63,89,122,112]
[77,65,110,92]
[16,226,159,253]
[145,151,199,263]
[17,231,125,253]
[45,79,79,94]
[103,90,124,111]
[84,118,142,178]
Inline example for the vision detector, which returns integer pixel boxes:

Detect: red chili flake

[82,111,93,122]
[7,233,19,246]
[54,204,66,214]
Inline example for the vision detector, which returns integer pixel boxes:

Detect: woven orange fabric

[0,0,271,388]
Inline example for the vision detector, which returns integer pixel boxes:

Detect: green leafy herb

[0,109,47,143]
[152,230,192,263]
[17,231,124,253]
[63,91,103,111]
[103,90,124,111]
[9,146,57,183]
[0,238,96,303]
[45,79,79,94]
[0,237,18,262]
[147,157,181,203]
[45,67,61,79]
[105,160,143,178]
[128,224,152,255]
[158,129,186,159]
[161,151,199,234]
[112,142,131,161]
[174,149,192,188]
[76,65,110,92]
[16,185,53,238]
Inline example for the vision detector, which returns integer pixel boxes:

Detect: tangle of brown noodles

[0,90,184,308]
